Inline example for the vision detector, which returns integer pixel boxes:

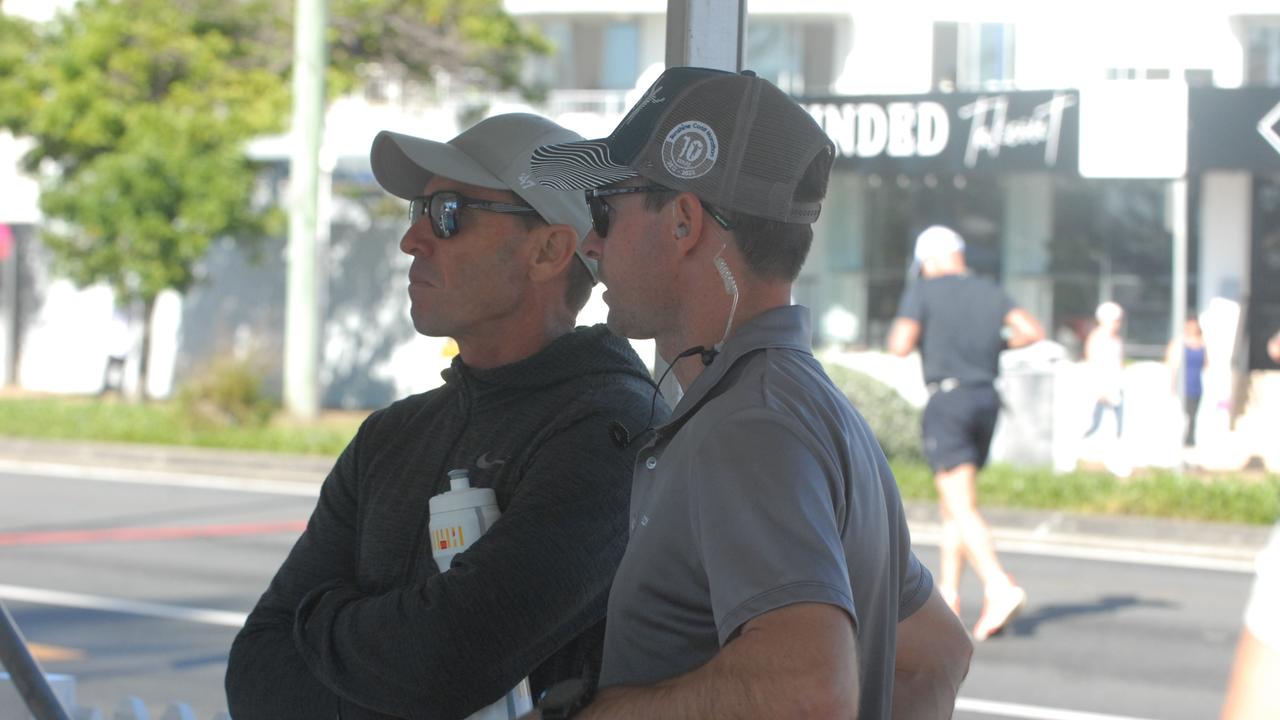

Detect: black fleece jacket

[225,326,664,719]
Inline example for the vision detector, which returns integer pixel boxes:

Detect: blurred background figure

[889,225,1044,641]
[1166,316,1208,448]
[1268,329,1280,366]
[99,304,132,397]
[1083,301,1126,441]
[1221,524,1280,720]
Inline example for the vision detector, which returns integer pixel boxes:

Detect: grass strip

[0,396,1275,525]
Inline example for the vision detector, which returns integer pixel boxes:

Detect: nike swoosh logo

[476,452,507,470]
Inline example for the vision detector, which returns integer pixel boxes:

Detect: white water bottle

[429,469,533,720]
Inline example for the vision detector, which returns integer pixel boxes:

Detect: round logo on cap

[661,121,718,180]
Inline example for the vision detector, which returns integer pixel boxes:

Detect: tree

[0,0,547,396]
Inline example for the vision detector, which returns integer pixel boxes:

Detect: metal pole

[0,224,18,386]
[0,601,71,720]
[284,0,327,418]
[656,0,746,405]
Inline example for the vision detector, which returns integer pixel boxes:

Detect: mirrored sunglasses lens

[431,194,460,238]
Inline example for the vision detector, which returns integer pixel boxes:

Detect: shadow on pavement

[1005,594,1175,637]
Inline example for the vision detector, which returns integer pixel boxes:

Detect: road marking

[0,520,308,547]
[0,584,247,628]
[0,460,1261,573]
[912,525,1257,574]
[957,697,1154,720]
[28,642,86,662]
[0,459,320,496]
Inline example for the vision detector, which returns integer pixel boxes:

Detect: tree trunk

[138,296,155,402]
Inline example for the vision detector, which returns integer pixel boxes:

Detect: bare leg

[935,463,1025,639]
[935,500,963,615]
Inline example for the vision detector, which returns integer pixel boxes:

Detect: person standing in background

[1083,301,1126,440]
[1165,316,1208,448]
[888,224,1045,641]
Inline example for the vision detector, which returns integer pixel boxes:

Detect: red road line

[0,520,307,546]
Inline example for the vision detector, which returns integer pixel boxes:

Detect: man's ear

[527,223,579,283]
[670,192,707,255]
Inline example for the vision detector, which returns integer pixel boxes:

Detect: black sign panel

[1188,87,1280,174]
[800,90,1079,175]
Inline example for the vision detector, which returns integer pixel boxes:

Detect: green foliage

[0,0,548,393]
[2,0,288,308]
[326,0,550,97]
[889,460,1280,526]
[174,356,278,427]
[822,362,924,462]
[0,395,358,455]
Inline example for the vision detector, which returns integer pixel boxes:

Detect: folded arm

[225,431,363,719]
[577,602,858,720]
[892,586,973,720]
[291,416,632,720]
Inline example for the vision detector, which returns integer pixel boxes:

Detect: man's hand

[1003,308,1045,349]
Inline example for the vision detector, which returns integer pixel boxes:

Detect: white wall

[1198,172,1252,308]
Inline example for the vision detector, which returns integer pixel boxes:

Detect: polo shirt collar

[659,304,812,429]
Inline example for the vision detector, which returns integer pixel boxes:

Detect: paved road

[0,447,1270,719]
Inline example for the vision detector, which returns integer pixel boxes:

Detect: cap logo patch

[661,121,718,179]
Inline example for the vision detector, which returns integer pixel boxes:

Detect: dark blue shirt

[897,273,1015,385]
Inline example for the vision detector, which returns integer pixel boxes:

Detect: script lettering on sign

[958,92,1075,168]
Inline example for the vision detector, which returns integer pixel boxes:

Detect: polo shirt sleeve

[691,407,856,646]
[897,281,924,321]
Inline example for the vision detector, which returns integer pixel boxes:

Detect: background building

[2,2,1279,446]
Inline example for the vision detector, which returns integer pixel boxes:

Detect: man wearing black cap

[528,68,971,719]
[226,114,662,720]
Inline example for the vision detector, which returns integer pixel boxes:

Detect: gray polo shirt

[601,305,932,718]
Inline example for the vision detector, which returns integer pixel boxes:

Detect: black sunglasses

[409,191,540,239]
[585,185,734,239]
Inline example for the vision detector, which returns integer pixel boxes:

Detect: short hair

[642,148,832,282]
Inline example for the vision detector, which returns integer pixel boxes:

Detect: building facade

[3,2,1280,417]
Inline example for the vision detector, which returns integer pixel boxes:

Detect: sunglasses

[585,186,735,239]
[409,191,540,239]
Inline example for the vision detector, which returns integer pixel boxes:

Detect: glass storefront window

[1250,175,1280,369]
[1051,178,1175,358]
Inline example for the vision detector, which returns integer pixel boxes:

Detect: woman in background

[1165,316,1208,447]
[1083,301,1126,440]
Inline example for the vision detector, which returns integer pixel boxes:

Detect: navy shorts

[922,384,1000,473]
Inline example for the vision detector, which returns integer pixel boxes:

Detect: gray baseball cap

[529,67,833,225]
[370,113,597,282]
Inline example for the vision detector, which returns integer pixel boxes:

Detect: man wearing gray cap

[226,113,662,720]
[888,224,1045,641]
[528,67,971,720]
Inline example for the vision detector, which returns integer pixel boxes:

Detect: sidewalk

[0,436,1272,565]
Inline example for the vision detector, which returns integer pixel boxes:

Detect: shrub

[175,357,277,427]
[823,363,923,462]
